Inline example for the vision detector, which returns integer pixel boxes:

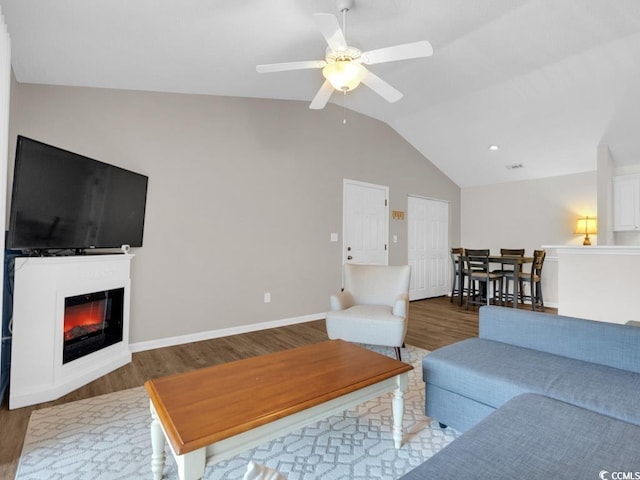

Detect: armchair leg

[394,347,402,361]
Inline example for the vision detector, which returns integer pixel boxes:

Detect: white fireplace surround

[9,254,133,409]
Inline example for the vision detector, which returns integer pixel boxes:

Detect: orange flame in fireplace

[64,300,107,341]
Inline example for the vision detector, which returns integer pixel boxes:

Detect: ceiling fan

[256,0,433,110]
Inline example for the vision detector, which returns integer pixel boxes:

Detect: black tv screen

[7,136,149,252]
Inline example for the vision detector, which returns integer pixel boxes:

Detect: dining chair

[450,247,465,305]
[518,249,546,311]
[492,248,525,305]
[462,249,504,309]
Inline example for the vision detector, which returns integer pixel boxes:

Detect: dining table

[458,254,533,308]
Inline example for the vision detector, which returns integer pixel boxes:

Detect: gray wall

[8,81,460,345]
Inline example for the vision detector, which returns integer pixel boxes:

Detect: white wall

[461,171,597,306]
[7,81,461,347]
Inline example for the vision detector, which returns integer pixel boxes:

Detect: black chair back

[463,249,490,273]
[532,249,546,274]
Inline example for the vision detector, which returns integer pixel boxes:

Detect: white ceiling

[1,0,640,187]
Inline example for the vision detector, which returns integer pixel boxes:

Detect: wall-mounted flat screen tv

[7,136,149,253]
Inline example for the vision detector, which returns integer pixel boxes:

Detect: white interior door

[408,196,449,300]
[343,179,389,265]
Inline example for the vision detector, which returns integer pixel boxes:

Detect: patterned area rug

[16,345,458,480]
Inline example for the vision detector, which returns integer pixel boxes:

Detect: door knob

[347,255,353,260]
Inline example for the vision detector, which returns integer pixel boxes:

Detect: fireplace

[9,254,133,409]
[63,288,125,364]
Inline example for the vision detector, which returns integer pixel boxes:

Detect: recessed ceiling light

[489,145,500,151]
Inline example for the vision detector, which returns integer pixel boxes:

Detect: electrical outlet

[264,292,271,303]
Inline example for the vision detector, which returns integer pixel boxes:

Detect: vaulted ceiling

[2,0,639,187]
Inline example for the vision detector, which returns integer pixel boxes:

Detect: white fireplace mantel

[543,245,640,325]
[9,254,133,409]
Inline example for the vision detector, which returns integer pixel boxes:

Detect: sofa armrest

[392,293,409,318]
[330,290,355,311]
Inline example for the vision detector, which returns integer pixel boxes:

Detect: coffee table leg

[150,403,166,480]
[392,373,409,449]
[175,449,206,480]
[149,401,206,480]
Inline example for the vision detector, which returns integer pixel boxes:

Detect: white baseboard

[129,312,327,353]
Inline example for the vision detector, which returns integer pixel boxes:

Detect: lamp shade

[322,60,366,92]
[575,216,597,235]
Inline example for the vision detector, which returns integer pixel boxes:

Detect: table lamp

[575,216,597,245]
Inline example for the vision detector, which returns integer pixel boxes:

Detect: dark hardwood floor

[0,296,554,479]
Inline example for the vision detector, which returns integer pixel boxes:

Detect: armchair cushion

[326,305,407,346]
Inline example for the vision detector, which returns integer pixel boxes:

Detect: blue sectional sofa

[401,306,640,478]
[424,305,640,432]
[401,392,640,479]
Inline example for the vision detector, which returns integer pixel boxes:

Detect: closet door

[408,196,449,300]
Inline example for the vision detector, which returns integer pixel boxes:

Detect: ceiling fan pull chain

[343,92,347,124]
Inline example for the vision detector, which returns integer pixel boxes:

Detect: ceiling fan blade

[256,60,326,73]
[309,80,334,110]
[361,69,403,103]
[313,13,347,51]
[361,40,433,65]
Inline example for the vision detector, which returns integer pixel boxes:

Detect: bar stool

[519,249,546,311]
[450,247,465,305]
[463,249,504,309]
[492,248,525,306]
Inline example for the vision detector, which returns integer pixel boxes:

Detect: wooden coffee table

[144,339,414,480]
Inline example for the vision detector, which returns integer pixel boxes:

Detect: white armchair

[326,264,411,360]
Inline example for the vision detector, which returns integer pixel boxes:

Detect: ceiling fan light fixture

[256,5,433,110]
[322,59,365,92]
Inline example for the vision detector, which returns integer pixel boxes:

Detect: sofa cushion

[423,338,640,426]
[479,306,640,373]
[401,393,640,480]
